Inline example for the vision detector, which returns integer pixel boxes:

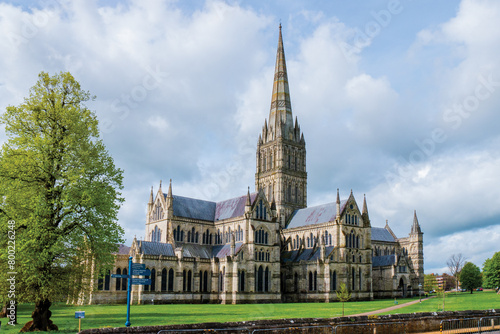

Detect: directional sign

[75,311,85,319]
[131,263,145,270]
[131,278,151,285]
[132,268,150,276]
[111,274,130,279]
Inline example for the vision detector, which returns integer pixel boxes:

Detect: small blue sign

[131,263,145,270]
[75,311,85,319]
[111,274,130,279]
[132,268,151,276]
[131,278,151,285]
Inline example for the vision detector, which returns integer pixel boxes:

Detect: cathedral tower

[255,25,307,227]
[409,210,424,285]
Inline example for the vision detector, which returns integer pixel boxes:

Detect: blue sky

[1,0,499,275]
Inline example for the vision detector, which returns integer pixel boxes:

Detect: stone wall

[79,309,500,334]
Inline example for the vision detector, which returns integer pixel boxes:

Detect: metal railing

[479,316,500,333]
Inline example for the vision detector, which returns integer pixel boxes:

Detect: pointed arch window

[168,269,174,291]
[203,271,209,292]
[150,268,156,291]
[122,268,127,290]
[352,268,355,291]
[161,268,167,291]
[359,268,362,291]
[115,268,121,291]
[330,270,337,291]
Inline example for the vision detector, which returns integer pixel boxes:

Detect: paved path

[350,296,436,317]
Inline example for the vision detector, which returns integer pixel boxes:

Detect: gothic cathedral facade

[79,26,424,305]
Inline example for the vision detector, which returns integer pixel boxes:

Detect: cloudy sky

[1,0,499,275]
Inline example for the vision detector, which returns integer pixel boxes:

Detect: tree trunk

[20,299,58,332]
[0,301,7,317]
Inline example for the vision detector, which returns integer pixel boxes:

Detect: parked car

[476,287,483,291]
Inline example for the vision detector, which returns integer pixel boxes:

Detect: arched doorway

[398,277,407,297]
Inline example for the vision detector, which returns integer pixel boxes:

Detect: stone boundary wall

[80,309,500,334]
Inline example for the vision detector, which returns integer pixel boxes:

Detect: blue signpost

[110,257,152,327]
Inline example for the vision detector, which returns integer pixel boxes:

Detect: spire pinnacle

[167,179,172,198]
[336,188,341,218]
[268,24,293,137]
[149,186,154,203]
[362,194,368,216]
[411,210,422,234]
[246,186,251,206]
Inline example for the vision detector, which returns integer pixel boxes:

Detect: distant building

[434,273,456,291]
[76,26,424,305]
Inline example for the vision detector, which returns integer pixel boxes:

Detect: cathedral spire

[268,24,293,137]
[411,210,422,234]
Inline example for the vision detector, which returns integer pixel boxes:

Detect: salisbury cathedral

[84,26,424,305]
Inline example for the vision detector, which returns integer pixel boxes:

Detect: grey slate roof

[371,227,396,242]
[181,244,212,259]
[372,254,396,267]
[286,201,347,229]
[212,243,243,258]
[114,244,131,255]
[139,241,175,256]
[171,195,216,221]
[165,193,258,222]
[215,194,258,221]
[281,246,335,262]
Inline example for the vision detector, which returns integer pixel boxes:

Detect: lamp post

[419,283,422,303]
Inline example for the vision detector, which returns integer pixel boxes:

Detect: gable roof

[113,244,131,255]
[171,195,216,221]
[165,193,258,222]
[286,200,347,229]
[139,241,175,256]
[372,254,396,267]
[371,227,396,242]
[212,242,244,258]
[281,246,335,263]
[215,193,258,221]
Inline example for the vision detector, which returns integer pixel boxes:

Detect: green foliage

[0,72,124,306]
[483,252,500,289]
[459,262,482,293]
[424,274,438,292]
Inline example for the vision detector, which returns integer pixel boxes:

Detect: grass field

[1,291,498,333]
[381,290,500,314]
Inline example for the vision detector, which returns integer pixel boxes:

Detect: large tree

[459,262,482,294]
[483,252,500,289]
[0,72,124,331]
[447,253,466,293]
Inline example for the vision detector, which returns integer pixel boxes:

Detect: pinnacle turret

[362,194,368,216]
[411,210,422,234]
[148,186,154,204]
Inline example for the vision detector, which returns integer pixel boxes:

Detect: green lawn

[381,290,500,314]
[1,292,498,333]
